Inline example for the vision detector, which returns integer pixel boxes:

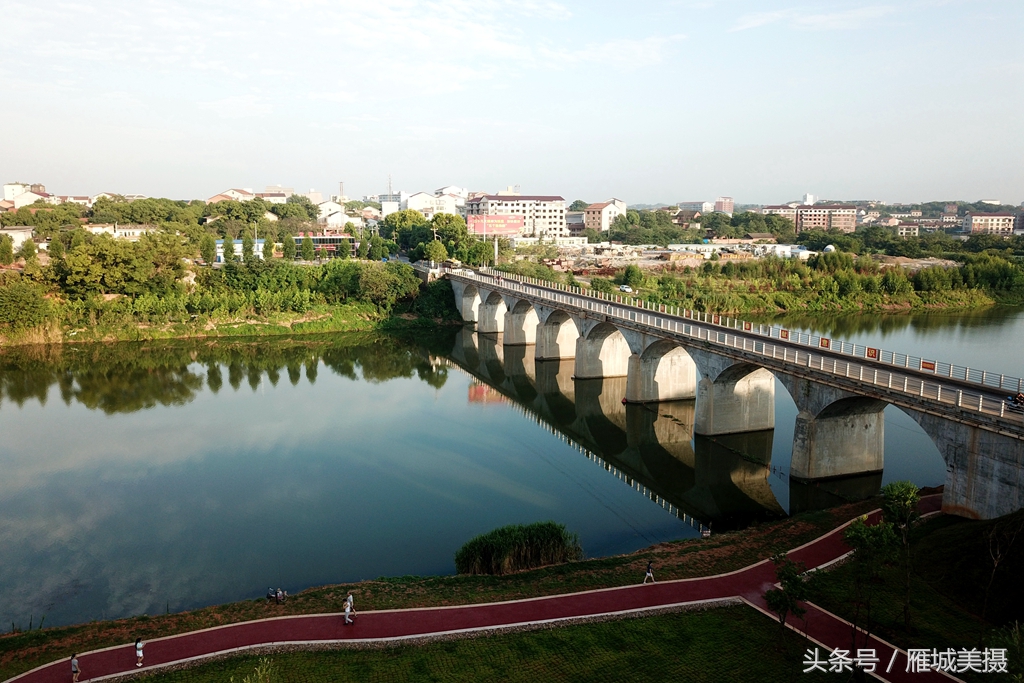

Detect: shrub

[455,521,583,575]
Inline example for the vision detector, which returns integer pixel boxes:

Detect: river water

[1,308,1021,629]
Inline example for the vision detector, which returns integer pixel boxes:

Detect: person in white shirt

[136,638,144,667]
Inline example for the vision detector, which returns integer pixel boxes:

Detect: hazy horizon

[2,0,1021,206]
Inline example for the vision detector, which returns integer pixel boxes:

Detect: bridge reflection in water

[448,329,882,531]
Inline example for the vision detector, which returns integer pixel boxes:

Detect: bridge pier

[478,292,507,334]
[624,340,697,403]
[574,323,631,379]
[691,351,775,436]
[449,280,480,324]
[535,308,579,360]
[503,300,539,345]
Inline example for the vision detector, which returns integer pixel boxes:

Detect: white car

[619,285,633,293]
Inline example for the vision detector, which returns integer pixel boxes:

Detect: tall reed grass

[454,521,583,575]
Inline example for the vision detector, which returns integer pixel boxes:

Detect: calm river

[1,308,1021,629]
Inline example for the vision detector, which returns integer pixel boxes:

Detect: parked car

[619,285,633,293]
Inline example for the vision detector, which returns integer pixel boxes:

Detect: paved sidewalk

[7,495,958,683]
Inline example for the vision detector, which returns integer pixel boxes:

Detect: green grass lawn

[137,607,830,683]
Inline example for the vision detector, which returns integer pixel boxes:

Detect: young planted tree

[843,516,898,648]
[622,263,644,288]
[241,231,255,262]
[0,235,13,265]
[301,235,315,262]
[222,236,236,263]
[262,236,275,260]
[282,234,296,260]
[763,552,811,645]
[356,239,369,259]
[881,480,920,633]
[199,233,217,264]
[17,239,37,263]
[48,236,65,260]
[338,238,351,259]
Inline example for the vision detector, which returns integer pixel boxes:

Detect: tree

[843,517,898,648]
[379,209,428,241]
[569,199,590,211]
[282,234,296,260]
[48,237,65,260]
[241,231,255,263]
[222,236,236,263]
[763,552,811,643]
[285,194,320,221]
[199,233,217,264]
[17,239,37,263]
[356,238,369,259]
[301,235,315,262]
[622,264,644,288]
[338,238,351,259]
[881,481,920,633]
[0,235,13,265]
[0,280,51,329]
[262,236,275,260]
[424,239,448,263]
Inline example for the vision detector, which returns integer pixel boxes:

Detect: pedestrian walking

[344,593,355,625]
[643,560,655,584]
[136,638,144,667]
[71,654,80,683]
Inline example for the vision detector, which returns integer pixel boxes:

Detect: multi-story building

[803,193,816,206]
[208,189,256,203]
[566,211,586,236]
[761,205,798,223]
[714,196,734,214]
[464,194,566,238]
[584,198,627,232]
[85,224,160,241]
[792,204,857,233]
[963,213,1015,236]
[895,223,919,238]
[679,201,715,213]
[405,192,461,218]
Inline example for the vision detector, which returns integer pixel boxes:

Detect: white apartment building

[13,191,51,209]
[464,195,567,238]
[0,226,34,250]
[761,205,798,222]
[679,201,715,213]
[963,213,1015,236]
[896,223,919,238]
[405,192,461,218]
[207,189,256,203]
[584,198,627,232]
[434,186,469,202]
[85,224,160,241]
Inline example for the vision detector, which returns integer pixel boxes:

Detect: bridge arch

[503,299,539,346]
[625,339,698,403]
[790,395,887,481]
[536,309,580,360]
[575,322,631,379]
[457,283,481,323]
[693,359,776,436]
[478,290,507,334]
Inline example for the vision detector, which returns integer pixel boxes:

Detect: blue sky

[1,0,1021,204]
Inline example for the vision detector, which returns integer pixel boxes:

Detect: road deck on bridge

[7,497,957,683]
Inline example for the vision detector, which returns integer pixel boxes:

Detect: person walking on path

[135,638,144,667]
[70,654,80,682]
[643,560,655,584]
[344,593,355,625]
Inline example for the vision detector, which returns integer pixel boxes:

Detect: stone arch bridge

[446,268,1024,520]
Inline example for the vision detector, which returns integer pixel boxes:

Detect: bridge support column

[907,410,1024,519]
[478,292,507,334]
[574,322,631,379]
[449,280,480,323]
[624,342,697,403]
[503,300,538,345]
[776,375,886,482]
[691,351,774,436]
[535,307,579,360]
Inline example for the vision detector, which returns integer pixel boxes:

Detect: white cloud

[730,4,896,32]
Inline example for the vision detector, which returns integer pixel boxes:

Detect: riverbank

[0,498,882,681]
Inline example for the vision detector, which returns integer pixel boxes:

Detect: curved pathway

[7,496,958,683]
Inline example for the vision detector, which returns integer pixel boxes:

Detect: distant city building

[803,193,816,206]
[895,223,919,238]
[980,199,1002,206]
[679,201,715,213]
[0,226,34,250]
[85,224,160,241]
[584,198,627,232]
[761,205,798,223]
[380,201,400,218]
[566,211,586,236]
[12,191,51,209]
[714,197,734,214]
[264,185,294,197]
[963,213,1015,236]
[207,189,256,203]
[434,186,469,202]
[254,192,288,204]
[464,194,566,238]
[215,238,267,262]
[768,204,856,233]
[405,192,461,218]
[941,213,959,224]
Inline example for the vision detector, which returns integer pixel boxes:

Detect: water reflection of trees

[0,330,459,414]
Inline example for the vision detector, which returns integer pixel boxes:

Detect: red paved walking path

[7,495,960,683]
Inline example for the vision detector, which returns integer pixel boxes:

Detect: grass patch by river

[134,606,831,683]
[0,499,880,681]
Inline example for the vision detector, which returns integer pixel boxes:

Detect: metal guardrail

[447,267,1024,429]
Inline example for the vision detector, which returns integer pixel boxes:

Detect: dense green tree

[262,237,275,260]
[424,239,448,262]
[17,239,37,263]
[356,238,369,259]
[282,234,296,260]
[0,235,15,265]
[48,237,65,260]
[623,264,643,288]
[285,195,320,221]
[380,209,429,242]
[199,234,217,264]
[301,235,315,262]
[569,199,590,211]
[763,553,811,636]
[338,238,351,259]
[0,280,51,329]
[221,236,236,263]
[241,231,255,262]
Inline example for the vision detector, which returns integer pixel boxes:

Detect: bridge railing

[464,267,1024,396]
[448,268,1023,425]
